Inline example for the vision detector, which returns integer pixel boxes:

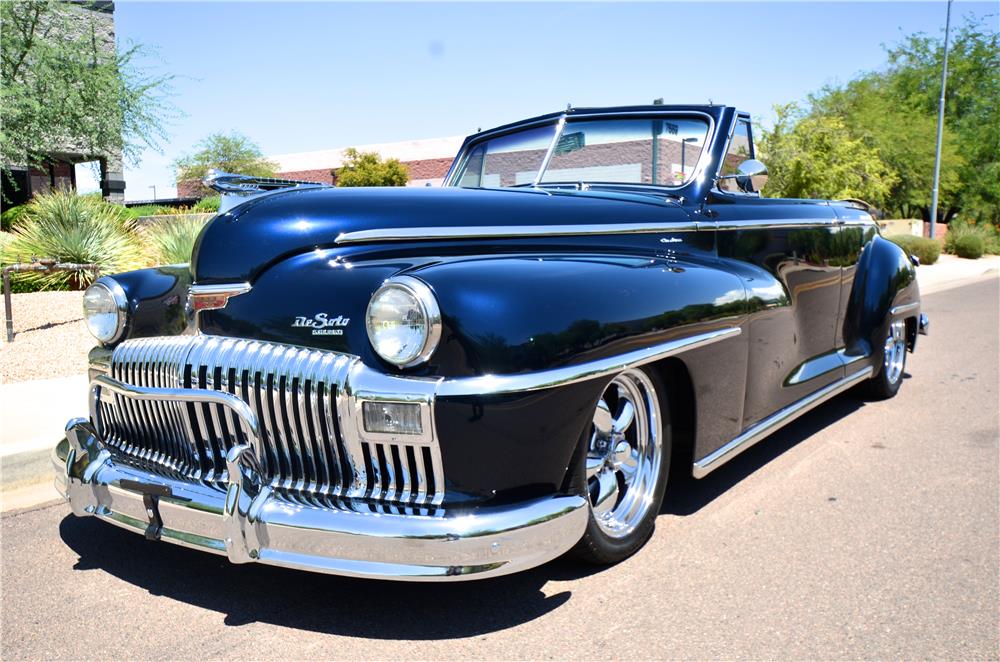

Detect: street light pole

[929,0,953,239]
[149,185,157,201]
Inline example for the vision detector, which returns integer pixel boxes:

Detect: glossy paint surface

[104,104,920,506]
[112,265,192,341]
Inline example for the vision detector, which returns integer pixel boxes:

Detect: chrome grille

[96,335,444,506]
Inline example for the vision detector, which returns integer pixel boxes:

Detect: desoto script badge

[292,313,350,335]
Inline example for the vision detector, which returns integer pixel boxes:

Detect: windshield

[450,116,710,189]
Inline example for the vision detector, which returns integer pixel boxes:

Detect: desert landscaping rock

[0,291,92,383]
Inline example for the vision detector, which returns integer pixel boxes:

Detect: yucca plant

[0,190,145,289]
[141,215,210,265]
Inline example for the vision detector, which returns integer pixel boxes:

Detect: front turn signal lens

[362,401,423,435]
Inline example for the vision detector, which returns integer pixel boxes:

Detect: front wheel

[862,320,907,400]
[573,367,671,564]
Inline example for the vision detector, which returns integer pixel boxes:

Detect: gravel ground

[0,291,92,384]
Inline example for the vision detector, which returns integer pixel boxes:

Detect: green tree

[810,78,964,220]
[882,18,999,224]
[757,103,897,205]
[1,1,171,180]
[172,132,278,184]
[333,148,409,187]
[802,17,998,223]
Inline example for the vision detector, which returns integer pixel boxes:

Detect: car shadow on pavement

[58,513,598,638]
[661,391,867,516]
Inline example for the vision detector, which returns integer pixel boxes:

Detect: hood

[191,186,690,283]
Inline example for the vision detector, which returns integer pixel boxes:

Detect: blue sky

[80,1,997,201]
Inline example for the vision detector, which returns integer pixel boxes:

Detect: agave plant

[141,215,211,265]
[0,190,145,289]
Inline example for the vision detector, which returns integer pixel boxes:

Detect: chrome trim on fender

[335,222,703,245]
[713,218,839,231]
[56,425,588,581]
[889,302,920,317]
[188,282,251,313]
[437,326,741,397]
[692,366,874,478]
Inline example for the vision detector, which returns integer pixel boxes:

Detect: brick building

[1,1,126,205]
[176,136,464,198]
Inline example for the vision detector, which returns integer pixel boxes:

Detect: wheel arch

[843,234,920,361]
[648,357,697,471]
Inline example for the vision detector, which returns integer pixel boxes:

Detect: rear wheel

[573,367,671,564]
[862,320,907,400]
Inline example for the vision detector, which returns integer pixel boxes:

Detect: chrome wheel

[883,320,906,385]
[586,369,663,539]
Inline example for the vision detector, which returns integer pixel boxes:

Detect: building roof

[270,135,465,172]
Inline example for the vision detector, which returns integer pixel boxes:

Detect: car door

[709,117,845,429]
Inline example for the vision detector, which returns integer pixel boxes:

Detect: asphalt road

[3,277,997,660]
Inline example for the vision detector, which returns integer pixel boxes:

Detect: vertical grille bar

[102,335,444,508]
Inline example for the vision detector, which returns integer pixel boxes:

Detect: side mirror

[718,159,768,194]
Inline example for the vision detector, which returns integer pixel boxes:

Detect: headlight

[366,276,441,368]
[82,278,128,344]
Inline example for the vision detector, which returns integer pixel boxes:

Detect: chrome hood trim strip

[335,222,703,245]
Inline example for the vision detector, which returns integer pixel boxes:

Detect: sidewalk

[917,254,1000,294]
[1,374,87,512]
[1,374,88,457]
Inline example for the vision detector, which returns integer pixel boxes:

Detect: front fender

[412,251,749,502]
[413,252,749,378]
[106,265,193,342]
[843,235,919,359]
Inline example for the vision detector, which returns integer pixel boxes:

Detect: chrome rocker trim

[57,414,588,582]
[692,366,874,478]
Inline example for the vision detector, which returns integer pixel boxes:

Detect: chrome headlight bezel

[82,277,128,345]
[365,275,442,368]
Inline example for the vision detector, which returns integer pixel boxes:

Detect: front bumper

[55,418,588,581]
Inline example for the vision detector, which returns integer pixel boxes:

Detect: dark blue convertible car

[57,104,928,580]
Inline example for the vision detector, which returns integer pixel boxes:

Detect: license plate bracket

[118,479,172,541]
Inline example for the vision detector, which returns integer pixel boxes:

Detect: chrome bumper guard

[56,377,588,581]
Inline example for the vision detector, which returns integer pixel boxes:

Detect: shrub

[888,235,940,265]
[141,215,210,265]
[0,231,60,293]
[1,205,30,232]
[153,205,193,216]
[953,233,985,259]
[122,204,163,219]
[946,218,1000,256]
[0,190,144,289]
[333,148,409,187]
[191,195,220,213]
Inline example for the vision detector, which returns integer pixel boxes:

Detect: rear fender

[842,235,919,363]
